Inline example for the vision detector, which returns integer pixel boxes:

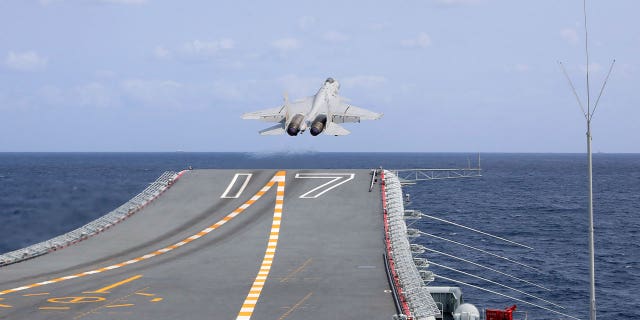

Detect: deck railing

[0,171,181,266]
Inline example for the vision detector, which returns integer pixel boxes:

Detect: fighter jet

[241,77,383,136]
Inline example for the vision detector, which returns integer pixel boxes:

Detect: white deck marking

[221,173,253,198]
[295,173,355,198]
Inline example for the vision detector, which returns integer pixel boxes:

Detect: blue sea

[0,152,638,319]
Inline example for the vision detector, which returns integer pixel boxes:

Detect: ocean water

[0,152,638,319]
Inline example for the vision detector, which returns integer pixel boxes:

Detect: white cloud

[322,31,349,43]
[515,64,531,72]
[39,85,67,106]
[277,74,321,98]
[122,79,183,104]
[95,69,117,79]
[342,75,388,88]
[560,28,579,45]
[298,16,316,30]
[180,39,235,59]
[152,40,235,62]
[38,83,120,108]
[366,22,390,31]
[211,81,244,101]
[36,78,231,110]
[75,82,119,108]
[0,90,32,110]
[401,32,432,48]
[153,46,171,59]
[4,51,48,71]
[119,79,213,109]
[271,38,300,52]
[579,63,602,74]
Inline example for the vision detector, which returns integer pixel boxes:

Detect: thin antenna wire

[418,230,541,272]
[584,0,591,118]
[591,59,616,117]
[559,61,588,118]
[421,247,549,290]
[420,213,534,250]
[427,261,565,309]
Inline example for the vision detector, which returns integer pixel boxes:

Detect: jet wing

[331,98,383,123]
[241,106,286,122]
[241,97,313,123]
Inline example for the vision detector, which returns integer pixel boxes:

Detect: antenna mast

[559,1,615,320]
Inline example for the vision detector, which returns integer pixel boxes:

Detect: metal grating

[384,170,441,319]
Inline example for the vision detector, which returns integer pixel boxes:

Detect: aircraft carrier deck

[0,169,401,319]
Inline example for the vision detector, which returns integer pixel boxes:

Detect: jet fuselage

[286,78,340,136]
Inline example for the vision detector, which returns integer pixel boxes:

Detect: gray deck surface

[0,170,396,319]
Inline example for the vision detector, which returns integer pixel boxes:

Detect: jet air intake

[286,114,305,136]
[310,115,327,136]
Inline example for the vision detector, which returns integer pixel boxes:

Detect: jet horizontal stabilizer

[324,122,350,136]
[259,123,286,135]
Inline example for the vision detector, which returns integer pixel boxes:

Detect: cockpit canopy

[325,77,335,84]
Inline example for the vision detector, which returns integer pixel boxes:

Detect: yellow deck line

[277,292,313,320]
[235,171,286,320]
[22,292,50,297]
[280,258,312,283]
[104,303,134,308]
[0,172,284,296]
[83,274,142,294]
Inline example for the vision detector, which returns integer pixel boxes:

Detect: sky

[0,0,638,152]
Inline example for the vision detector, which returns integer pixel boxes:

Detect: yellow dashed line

[39,306,70,310]
[0,171,286,296]
[235,171,286,320]
[150,297,163,302]
[83,274,142,294]
[280,258,312,283]
[277,292,313,320]
[23,292,50,297]
[105,303,134,308]
[135,292,155,297]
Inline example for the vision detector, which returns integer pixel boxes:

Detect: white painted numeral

[221,173,253,198]
[295,173,355,199]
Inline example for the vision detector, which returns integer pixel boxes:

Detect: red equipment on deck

[485,305,517,320]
